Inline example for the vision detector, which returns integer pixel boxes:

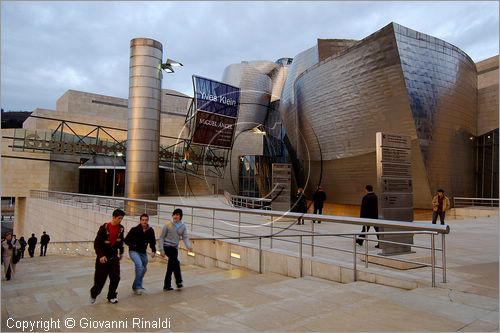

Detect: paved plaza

[1,199,498,332]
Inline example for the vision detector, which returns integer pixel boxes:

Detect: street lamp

[161,58,183,73]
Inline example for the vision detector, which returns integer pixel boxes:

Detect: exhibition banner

[193,75,239,118]
[192,75,240,147]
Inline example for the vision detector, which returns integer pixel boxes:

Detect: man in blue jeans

[124,213,156,295]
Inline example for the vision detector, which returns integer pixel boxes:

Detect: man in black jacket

[40,231,50,256]
[124,213,156,295]
[89,209,125,304]
[356,185,380,248]
[312,186,327,223]
[27,233,37,258]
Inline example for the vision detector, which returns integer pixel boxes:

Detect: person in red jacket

[89,209,125,304]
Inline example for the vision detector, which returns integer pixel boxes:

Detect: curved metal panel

[221,63,273,133]
[282,23,477,207]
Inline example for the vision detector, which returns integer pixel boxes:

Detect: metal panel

[279,22,477,207]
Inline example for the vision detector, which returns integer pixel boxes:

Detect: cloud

[1,1,498,111]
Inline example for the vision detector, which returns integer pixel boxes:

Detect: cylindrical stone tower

[125,38,163,215]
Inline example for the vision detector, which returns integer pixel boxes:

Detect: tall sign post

[271,163,292,211]
[376,132,414,254]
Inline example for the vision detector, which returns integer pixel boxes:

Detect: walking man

[312,186,327,223]
[159,208,192,291]
[89,209,125,304]
[27,233,37,258]
[124,213,156,295]
[40,231,50,256]
[356,185,380,248]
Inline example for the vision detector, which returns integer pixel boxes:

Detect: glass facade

[476,129,499,198]
[238,155,272,197]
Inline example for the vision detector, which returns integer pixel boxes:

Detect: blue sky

[1,1,498,111]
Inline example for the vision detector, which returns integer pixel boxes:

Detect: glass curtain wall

[476,128,499,198]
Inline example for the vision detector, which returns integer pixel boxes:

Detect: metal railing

[225,191,272,210]
[191,229,445,287]
[30,190,449,287]
[453,197,499,208]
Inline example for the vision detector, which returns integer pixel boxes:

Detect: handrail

[31,190,449,234]
[453,197,499,208]
[193,230,443,287]
[29,189,449,287]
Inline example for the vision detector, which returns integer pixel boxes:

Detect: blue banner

[193,76,240,118]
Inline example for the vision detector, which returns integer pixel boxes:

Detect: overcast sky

[1,1,498,111]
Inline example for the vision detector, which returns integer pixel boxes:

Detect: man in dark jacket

[124,213,156,295]
[89,208,125,304]
[356,185,380,247]
[312,186,327,223]
[40,231,50,256]
[27,233,37,258]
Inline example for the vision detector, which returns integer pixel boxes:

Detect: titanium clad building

[229,22,493,208]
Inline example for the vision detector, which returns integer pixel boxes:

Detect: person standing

[294,188,307,225]
[27,233,37,258]
[159,208,192,291]
[124,213,156,295]
[432,189,451,225]
[40,231,50,256]
[18,237,27,259]
[312,186,327,223]
[89,209,125,304]
[356,185,380,248]
[2,232,21,280]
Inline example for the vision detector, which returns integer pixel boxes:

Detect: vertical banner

[191,76,240,148]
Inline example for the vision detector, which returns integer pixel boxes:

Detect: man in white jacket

[159,208,192,290]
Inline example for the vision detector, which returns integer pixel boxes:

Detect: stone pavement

[1,196,498,332]
[1,253,498,332]
[1,211,499,332]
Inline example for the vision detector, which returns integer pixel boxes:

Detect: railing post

[238,212,241,242]
[431,233,436,287]
[365,236,369,268]
[299,235,303,278]
[212,210,215,237]
[191,207,194,232]
[353,235,357,282]
[311,219,315,257]
[442,233,447,283]
[259,237,262,274]
[270,216,273,249]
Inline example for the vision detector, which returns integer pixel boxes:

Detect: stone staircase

[1,254,498,332]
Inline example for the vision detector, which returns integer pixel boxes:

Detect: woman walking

[2,232,21,281]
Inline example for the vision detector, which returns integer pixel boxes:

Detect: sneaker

[163,287,174,291]
[108,298,118,304]
[176,284,183,289]
[89,297,96,304]
[133,289,142,295]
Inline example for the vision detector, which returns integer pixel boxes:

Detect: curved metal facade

[221,61,276,134]
[282,23,477,207]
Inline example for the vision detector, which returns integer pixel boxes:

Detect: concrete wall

[476,56,499,136]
